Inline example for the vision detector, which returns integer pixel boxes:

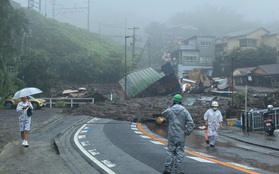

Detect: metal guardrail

[250,108,279,131]
[43,98,94,108]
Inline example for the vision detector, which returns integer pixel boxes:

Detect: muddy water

[146,122,279,173]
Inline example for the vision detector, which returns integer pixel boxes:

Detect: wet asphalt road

[1,113,277,174]
[74,118,273,174]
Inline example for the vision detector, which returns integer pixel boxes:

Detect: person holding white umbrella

[16,96,33,147]
[14,87,42,147]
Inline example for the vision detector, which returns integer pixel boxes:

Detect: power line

[51,1,92,31]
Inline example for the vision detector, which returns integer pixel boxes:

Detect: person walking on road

[16,96,33,147]
[158,94,194,174]
[204,101,223,147]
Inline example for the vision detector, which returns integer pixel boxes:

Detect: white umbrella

[13,87,43,99]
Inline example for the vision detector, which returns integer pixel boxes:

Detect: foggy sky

[14,0,279,35]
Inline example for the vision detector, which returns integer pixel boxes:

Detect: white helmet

[267,105,273,111]
[211,101,219,107]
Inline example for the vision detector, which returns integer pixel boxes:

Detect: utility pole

[44,0,47,16]
[148,37,151,67]
[87,0,90,31]
[39,0,41,13]
[125,36,131,99]
[128,27,139,70]
[231,57,234,107]
[52,1,55,18]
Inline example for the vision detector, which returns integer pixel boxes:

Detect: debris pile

[50,83,121,102]
[63,94,231,127]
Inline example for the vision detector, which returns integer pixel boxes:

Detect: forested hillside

[0,1,124,97]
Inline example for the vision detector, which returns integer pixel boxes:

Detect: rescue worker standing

[204,101,223,147]
[159,94,194,174]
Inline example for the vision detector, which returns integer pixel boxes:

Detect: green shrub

[56,100,66,108]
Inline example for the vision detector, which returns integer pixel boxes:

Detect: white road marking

[140,135,151,139]
[87,118,100,123]
[131,128,138,130]
[131,122,137,125]
[80,130,88,133]
[78,135,86,139]
[187,156,215,163]
[101,160,116,168]
[87,120,94,123]
[228,162,256,170]
[81,141,90,146]
[164,147,168,150]
[74,124,116,174]
[189,150,215,158]
[150,141,164,145]
[88,149,100,156]
[131,125,137,128]
[134,131,143,134]
[83,127,91,130]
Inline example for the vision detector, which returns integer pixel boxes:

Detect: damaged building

[119,63,181,98]
[233,64,279,87]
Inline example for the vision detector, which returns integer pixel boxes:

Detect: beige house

[215,28,279,76]
[216,28,269,57]
[262,32,279,52]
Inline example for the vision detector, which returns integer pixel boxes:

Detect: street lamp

[125,36,131,99]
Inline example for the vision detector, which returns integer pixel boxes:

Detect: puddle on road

[146,122,279,173]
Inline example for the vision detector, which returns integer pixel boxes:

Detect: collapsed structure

[119,63,181,98]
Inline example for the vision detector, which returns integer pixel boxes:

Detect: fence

[250,107,279,131]
[43,98,94,108]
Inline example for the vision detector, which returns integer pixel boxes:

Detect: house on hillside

[233,64,279,87]
[215,27,279,77]
[262,31,279,52]
[170,36,215,77]
[216,28,269,58]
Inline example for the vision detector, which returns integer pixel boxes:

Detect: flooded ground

[146,122,279,173]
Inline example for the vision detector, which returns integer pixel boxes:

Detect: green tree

[0,0,28,96]
[17,49,50,92]
[213,45,278,77]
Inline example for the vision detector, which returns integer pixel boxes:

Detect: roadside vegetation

[0,0,124,98]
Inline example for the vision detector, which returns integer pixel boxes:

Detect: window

[200,57,212,63]
[200,41,212,47]
[200,41,206,47]
[239,39,257,47]
[182,56,198,63]
[206,42,212,46]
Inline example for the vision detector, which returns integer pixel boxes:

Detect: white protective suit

[204,108,223,146]
[162,104,194,173]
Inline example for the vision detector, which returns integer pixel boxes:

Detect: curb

[53,116,89,174]
[53,116,88,153]
[219,132,279,151]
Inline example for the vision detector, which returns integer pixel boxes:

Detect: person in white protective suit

[158,94,194,174]
[204,101,223,147]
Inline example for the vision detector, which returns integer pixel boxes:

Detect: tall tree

[0,0,28,96]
